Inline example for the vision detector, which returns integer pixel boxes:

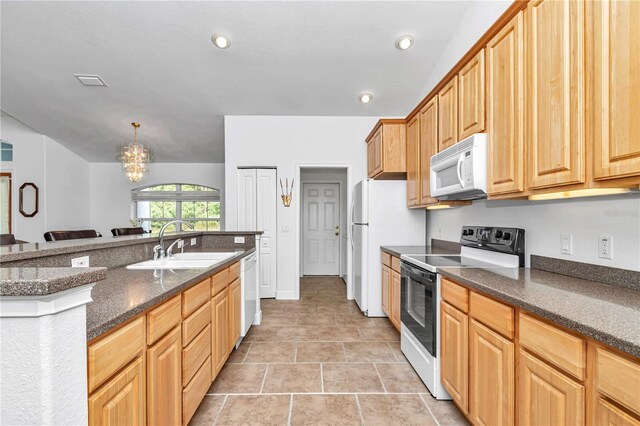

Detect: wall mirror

[19,182,39,217]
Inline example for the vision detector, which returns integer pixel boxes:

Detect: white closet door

[256,169,277,298]
[237,169,257,231]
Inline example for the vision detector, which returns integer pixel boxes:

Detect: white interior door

[256,169,277,298]
[237,169,256,231]
[302,183,340,276]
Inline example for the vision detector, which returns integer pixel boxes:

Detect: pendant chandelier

[119,122,150,183]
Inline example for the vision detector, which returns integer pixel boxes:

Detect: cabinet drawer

[182,278,210,317]
[381,251,391,267]
[211,268,229,296]
[391,256,401,273]
[442,278,469,313]
[182,355,212,426]
[182,324,212,387]
[595,346,640,416]
[596,397,640,426]
[469,292,514,339]
[147,295,181,345]
[519,313,585,381]
[88,316,145,393]
[183,300,211,347]
[229,261,241,282]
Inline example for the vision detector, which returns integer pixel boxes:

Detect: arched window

[131,183,220,233]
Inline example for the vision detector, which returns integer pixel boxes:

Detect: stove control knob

[462,230,469,236]
[495,230,503,239]
[467,229,474,236]
[503,232,511,240]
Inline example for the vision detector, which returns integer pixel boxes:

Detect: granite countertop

[86,248,254,341]
[438,266,640,357]
[0,230,263,262]
[380,244,460,257]
[0,267,107,296]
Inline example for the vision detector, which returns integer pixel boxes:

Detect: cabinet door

[229,278,241,351]
[526,0,585,189]
[367,141,376,178]
[438,76,459,151]
[592,0,640,180]
[406,115,420,207]
[486,12,525,196]
[441,302,469,413]
[419,97,438,205]
[469,319,514,426]
[458,49,486,140]
[520,349,585,425]
[381,264,391,317]
[596,397,640,426]
[212,289,229,378]
[390,269,401,330]
[146,326,182,426]
[89,357,145,426]
[372,128,383,176]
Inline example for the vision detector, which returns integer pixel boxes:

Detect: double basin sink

[126,252,237,270]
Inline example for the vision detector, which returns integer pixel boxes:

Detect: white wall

[428,195,640,270]
[224,116,378,298]
[300,168,349,278]
[0,113,90,242]
[89,162,225,237]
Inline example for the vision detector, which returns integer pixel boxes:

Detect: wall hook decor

[280,178,294,207]
[19,182,39,217]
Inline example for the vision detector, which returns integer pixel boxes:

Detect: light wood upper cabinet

[519,349,585,426]
[419,97,438,205]
[469,319,515,426]
[441,302,469,414]
[147,326,182,426]
[88,356,146,426]
[438,76,459,151]
[212,288,229,378]
[229,278,241,351]
[366,120,407,179]
[406,115,420,207]
[526,0,585,190]
[486,12,525,196]
[381,264,390,317]
[458,49,486,140]
[592,0,640,180]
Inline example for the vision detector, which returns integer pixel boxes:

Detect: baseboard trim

[275,290,297,300]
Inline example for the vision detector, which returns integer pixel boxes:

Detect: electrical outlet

[281,224,290,233]
[234,236,245,244]
[178,240,185,249]
[190,238,197,246]
[561,234,573,255]
[598,235,613,259]
[71,256,89,268]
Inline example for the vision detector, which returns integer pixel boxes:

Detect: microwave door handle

[456,154,465,187]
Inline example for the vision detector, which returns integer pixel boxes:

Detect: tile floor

[190,277,468,425]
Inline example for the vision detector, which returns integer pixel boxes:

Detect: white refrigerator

[351,179,426,317]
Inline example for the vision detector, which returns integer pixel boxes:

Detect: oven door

[401,262,438,357]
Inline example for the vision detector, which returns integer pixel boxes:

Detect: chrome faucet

[153,220,195,260]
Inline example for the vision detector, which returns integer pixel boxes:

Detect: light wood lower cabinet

[519,349,584,425]
[468,319,514,426]
[441,302,469,414]
[381,264,391,317]
[381,254,402,332]
[147,326,182,426]
[596,398,640,426]
[212,288,230,377]
[229,278,241,351]
[88,356,146,426]
[390,268,401,331]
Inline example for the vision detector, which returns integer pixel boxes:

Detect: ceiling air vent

[74,74,108,87]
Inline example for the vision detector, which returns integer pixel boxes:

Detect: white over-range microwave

[430,133,487,200]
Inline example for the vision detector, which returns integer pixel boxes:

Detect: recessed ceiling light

[74,74,108,87]
[395,35,414,50]
[211,34,230,49]
[359,93,374,104]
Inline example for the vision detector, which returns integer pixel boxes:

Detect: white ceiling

[1,1,473,163]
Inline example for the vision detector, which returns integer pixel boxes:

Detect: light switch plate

[234,236,245,244]
[71,256,89,268]
[598,235,613,259]
[191,238,197,246]
[561,234,573,255]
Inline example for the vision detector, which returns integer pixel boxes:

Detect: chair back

[111,227,145,237]
[44,230,102,242]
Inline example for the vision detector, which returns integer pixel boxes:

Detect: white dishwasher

[240,253,257,337]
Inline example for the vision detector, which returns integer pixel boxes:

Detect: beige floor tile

[358,326,400,342]
[189,395,226,426]
[208,363,267,394]
[317,305,353,315]
[376,363,428,393]
[262,363,322,393]
[343,342,397,362]
[226,343,250,364]
[298,314,335,326]
[244,342,296,363]
[316,326,363,342]
[322,363,384,393]
[214,395,291,426]
[358,394,437,426]
[243,326,280,342]
[260,304,285,315]
[277,326,319,341]
[290,394,361,426]
[296,342,346,362]
[260,314,300,326]
[421,393,469,425]
[334,314,376,327]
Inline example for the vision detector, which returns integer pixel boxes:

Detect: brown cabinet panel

[182,356,212,426]
[596,397,640,426]
[229,278,242,350]
[381,264,391,317]
[458,49,486,139]
[212,289,230,379]
[147,295,181,346]
[438,76,459,151]
[406,115,420,207]
[182,300,211,347]
[441,302,469,413]
[147,326,182,426]
[487,12,525,196]
[595,346,640,416]
[182,278,210,318]
[419,97,438,205]
[470,291,515,339]
[182,324,212,387]
[211,268,230,297]
[441,278,469,313]
[390,269,401,331]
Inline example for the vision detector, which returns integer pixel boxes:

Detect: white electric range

[399,226,525,399]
